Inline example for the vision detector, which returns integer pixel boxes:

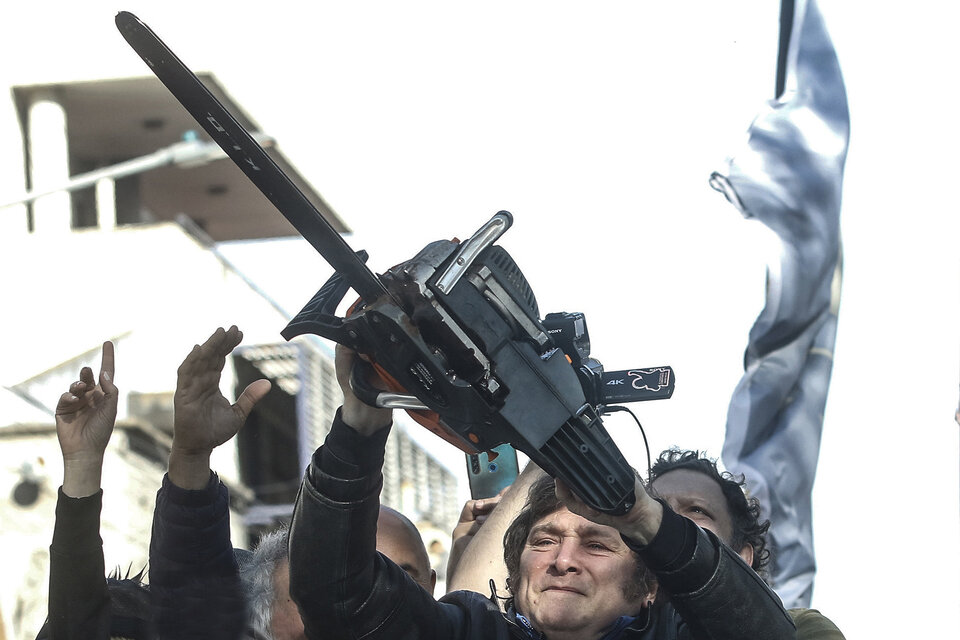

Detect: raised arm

[289,345,397,638]
[56,341,118,498]
[168,325,271,489]
[150,326,270,640]
[44,342,118,639]
[445,461,544,597]
[289,346,511,640]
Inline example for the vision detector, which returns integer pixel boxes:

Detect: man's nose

[552,539,581,574]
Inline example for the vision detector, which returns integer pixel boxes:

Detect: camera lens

[488,462,498,473]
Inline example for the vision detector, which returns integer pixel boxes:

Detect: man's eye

[586,542,609,551]
[531,538,557,547]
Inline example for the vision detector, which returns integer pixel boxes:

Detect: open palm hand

[173,326,271,455]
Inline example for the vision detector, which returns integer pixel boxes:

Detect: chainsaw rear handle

[350,358,428,411]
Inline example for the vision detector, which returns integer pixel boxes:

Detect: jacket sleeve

[289,409,492,640]
[41,488,112,640]
[790,608,845,640]
[149,472,245,640]
[626,504,797,640]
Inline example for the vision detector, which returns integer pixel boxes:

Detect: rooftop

[12,74,349,242]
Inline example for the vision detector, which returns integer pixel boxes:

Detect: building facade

[0,68,461,639]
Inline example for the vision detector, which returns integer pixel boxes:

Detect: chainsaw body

[283,212,638,514]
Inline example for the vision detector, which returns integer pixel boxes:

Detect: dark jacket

[149,472,247,640]
[39,473,245,640]
[38,489,155,640]
[288,411,797,640]
[40,489,113,640]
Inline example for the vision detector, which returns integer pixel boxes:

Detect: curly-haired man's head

[502,474,657,619]
[648,448,770,577]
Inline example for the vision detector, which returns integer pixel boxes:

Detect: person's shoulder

[788,608,845,640]
[439,590,515,637]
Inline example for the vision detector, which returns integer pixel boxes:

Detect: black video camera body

[543,311,675,408]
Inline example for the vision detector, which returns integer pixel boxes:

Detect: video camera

[117,12,675,515]
[543,311,674,408]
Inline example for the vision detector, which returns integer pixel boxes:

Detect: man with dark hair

[287,345,797,640]
[648,448,770,576]
[500,474,658,614]
[646,449,844,639]
[451,447,844,639]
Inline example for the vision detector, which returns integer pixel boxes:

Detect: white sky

[212,2,960,634]
[14,0,960,635]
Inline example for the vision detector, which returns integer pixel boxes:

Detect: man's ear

[428,569,437,596]
[738,543,754,568]
[646,581,659,605]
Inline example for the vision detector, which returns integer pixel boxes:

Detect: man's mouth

[543,586,583,595]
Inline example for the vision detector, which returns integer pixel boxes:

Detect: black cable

[601,405,652,481]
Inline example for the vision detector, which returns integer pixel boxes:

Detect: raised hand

[334,343,392,435]
[446,493,503,584]
[169,326,271,488]
[56,341,118,497]
[554,475,663,546]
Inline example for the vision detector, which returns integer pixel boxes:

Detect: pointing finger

[99,341,117,394]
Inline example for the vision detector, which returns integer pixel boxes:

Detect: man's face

[514,507,646,639]
[650,468,753,565]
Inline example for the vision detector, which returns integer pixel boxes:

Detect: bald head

[377,506,437,595]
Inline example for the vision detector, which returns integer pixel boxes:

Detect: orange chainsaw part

[346,295,480,454]
[370,361,479,454]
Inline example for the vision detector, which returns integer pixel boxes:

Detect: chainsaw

[117,11,674,514]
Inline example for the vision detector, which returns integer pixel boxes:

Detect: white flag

[711,0,849,608]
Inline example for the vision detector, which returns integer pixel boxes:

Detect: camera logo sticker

[627,368,672,392]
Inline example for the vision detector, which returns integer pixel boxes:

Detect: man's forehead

[529,508,621,540]
[650,469,723,499]
[651,468,725,504]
